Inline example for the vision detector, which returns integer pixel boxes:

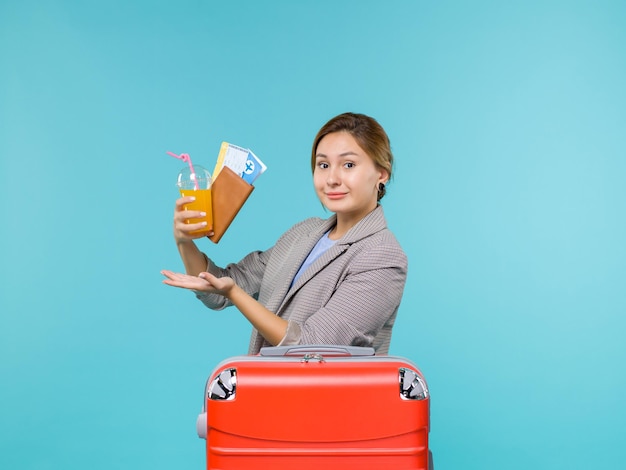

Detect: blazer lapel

[264,215,337,313]
[277,205,388,313]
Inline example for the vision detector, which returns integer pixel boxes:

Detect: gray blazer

[197,205,408,355]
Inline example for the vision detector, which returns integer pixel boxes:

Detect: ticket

[212,141,267,184]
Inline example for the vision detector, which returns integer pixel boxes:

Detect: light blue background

[1,1,625,469]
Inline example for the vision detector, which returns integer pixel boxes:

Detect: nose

[327,165,340,186]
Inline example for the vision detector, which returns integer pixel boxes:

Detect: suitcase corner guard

[399,367,429,400]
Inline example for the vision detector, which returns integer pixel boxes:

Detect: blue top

[291,230,336,286]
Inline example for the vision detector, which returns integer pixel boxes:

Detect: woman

[161,112,407,355]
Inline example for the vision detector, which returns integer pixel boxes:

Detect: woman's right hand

[173,196,213,244]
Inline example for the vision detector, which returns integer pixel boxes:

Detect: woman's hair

[311,112,394,200]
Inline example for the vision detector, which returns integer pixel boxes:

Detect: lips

[326,192,347,200]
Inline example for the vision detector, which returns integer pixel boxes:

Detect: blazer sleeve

[195,246,273,310]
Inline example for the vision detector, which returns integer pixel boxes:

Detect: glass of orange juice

[176,165,213,236]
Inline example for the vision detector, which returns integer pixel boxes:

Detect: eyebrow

[315,151,361,159]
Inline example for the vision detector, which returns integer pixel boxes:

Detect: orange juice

[179,188,213,235]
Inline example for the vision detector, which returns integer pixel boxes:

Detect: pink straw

[167,151,199,190]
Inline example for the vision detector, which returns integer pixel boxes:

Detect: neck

[329,205,378,240]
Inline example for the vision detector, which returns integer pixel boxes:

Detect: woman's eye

[344,162,355,169]
[318,162,329,169]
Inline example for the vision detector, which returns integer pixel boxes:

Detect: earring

[378,182,385,192]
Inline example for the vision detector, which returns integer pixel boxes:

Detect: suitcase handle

[259,344,375,357]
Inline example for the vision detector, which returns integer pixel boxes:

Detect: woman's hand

[161,270,235,297]
[161,269,288,346]
[173,196,213,243]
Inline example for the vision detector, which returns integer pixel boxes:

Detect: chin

[322,200,344,211]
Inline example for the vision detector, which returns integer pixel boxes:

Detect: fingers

[161,270,211,290]
[176,219,210,234]
[174,196,205,223]
[199,272,235,293]
[198,272,214,282]
[160,269,183,280]
[173,196,213,240]
[161,270,233,296]
[160,270,185,285]
[174,208,205,225]
[175,195,196,211]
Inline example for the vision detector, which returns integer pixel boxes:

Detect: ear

[378,168,389,185]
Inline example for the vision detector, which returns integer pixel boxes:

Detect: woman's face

[313,131,388,222]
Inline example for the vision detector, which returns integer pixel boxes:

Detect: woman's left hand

[161,270,235,297]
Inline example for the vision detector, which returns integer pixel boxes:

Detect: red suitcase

[196,345,431,470]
